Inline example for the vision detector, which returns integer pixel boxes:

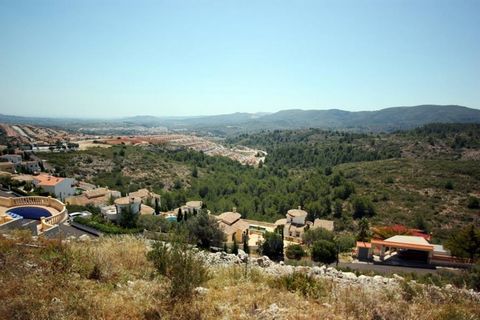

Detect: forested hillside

[40,124,480,241]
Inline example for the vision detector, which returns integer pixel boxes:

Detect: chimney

[298,206,301,210]
[233,207,237,213]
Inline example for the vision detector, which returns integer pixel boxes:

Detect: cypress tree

[243,233,250,254]
[176,208,183,222]
[232,237,239,255]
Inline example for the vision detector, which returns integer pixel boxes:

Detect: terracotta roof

[219,219,249,235]
[313,219,334,231]
[0,162,14,169]
[129,188,160,200]
[12,174,34,182]
[287,208,308,217]
[356,241,372,249]
[274,218,287,226]
[85,188,109,199]
[186,200,202,208]
[114,196,141,205]
[34,174,64,186]
[140,204,155,215]
[217,211,241,225]
[128,188,150,199]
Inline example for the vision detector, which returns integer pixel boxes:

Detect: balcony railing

[0,196,67,233]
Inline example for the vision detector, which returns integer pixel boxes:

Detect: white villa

[275,207,334,243]
[33,174,76,201]
[216,208,249,243]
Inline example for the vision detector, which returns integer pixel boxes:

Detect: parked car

[68,211,92,222]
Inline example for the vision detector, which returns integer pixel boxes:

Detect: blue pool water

[7,207,52,220]
[166,216,177,223]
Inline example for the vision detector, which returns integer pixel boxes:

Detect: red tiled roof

[35,174,64,186]
[356,241,372,248]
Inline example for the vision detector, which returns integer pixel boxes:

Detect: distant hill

[1,105,480,134]
[160,105,480,133]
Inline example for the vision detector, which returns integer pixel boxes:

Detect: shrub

[73,217,142,234]
[445,224,480,261]
[185,211,225,249]
[259,232,284,261]
[147,240,210,299]
[335,234,356,253]
[271,272,328,299]
[137,215,173,233]
[352,196,376,219]
[444,180,454,190]
[118,206,138,229]
[357,218,371,241]
[384,176,394,184]
[400,280,419,302]
[467,196,480,209]
[324,166,332,176]
[303,228,334,246]
[285,244,305,260]
[311,240,337,264]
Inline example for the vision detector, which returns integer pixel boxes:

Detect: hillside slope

[2,105,480,134]
[1,234,478,320]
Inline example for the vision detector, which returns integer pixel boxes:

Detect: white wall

[41,178,76,201]
[291,215,306,225]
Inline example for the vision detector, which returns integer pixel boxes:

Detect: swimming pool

[6,207,52,220]
[166,215,177,223]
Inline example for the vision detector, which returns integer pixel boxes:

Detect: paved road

[58,222,94,238]
[336,262,442,275]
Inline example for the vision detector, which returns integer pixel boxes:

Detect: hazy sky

[1,0,479,118]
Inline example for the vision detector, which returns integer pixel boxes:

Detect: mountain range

[1,105,480,134]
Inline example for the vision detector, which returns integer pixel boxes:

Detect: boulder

[342,272,357,280]
[78,234,90,242]
[256,256,272,268]
[237,249,249,263]
[393,274,404,281]
[194,287,209,295]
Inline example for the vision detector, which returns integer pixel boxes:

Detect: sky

[0,0,479,118]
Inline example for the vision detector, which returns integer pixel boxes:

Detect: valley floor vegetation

[0,231,479,320]
[39,124,480,242]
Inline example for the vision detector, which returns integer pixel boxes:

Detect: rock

[444,284,453,290]
[322,302,332,309]
[342,272,357,280]
[267,303,279,313]
[51,297,62,304]
[279,261,285,266]
[393,274,404,281]
[256,256,272,268]
[358,275,369,283]
[295,266,309,274]
[78,234,90,242]
[194,287,209,295]
[237,250,248,263]
[311,266,322,275]
[260,303,282,319]
[326,267,339,277]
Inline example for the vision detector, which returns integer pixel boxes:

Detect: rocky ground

[196,249,480,301]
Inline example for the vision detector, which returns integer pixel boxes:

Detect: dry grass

[0,234,478,320]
